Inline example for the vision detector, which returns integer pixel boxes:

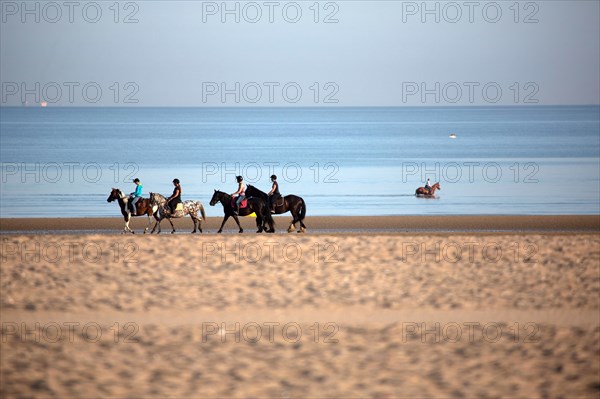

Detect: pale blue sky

[1,0,599,106]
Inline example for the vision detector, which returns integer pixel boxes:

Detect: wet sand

[1,229,599,397]
[1,214,599,233]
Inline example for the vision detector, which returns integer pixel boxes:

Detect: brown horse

[415,182,441,197]
[106,188,159,233]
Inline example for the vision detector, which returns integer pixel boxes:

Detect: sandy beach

[1,215,599,233]
[1,215,599,398]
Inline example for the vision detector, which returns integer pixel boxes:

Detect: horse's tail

[299,199,306,221]
[200,203,206,221]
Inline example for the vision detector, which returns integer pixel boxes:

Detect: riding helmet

[271,175,277,180]
[236,176,243,182]
[173,178,180,184]
[133,178,140,183]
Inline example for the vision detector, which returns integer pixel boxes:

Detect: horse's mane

[246,185,267,197]
[214,190,231,198]
[149,192,168,205]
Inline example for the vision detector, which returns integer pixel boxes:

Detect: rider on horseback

[129,178,142,215]
[267,174,281,213]
[231,175,246,215]
[167,178,182,214]
[425,178,432,195]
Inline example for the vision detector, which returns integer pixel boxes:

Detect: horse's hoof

[239,230,243,234]
[217,230,222,234]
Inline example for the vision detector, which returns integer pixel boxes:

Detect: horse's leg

[124,215,135,234]
[299,215,307,233]
[294,205,306,233]
[232,214,243,233]
[256,213,263,233]
[217,215,229,233]
[168,217,176,234]
[150,219,158,233]
[190,213,198,233]
[287,215,296,233]
[144,214,152,234]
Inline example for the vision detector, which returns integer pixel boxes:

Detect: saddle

[273,197,284,207]
[129,197,147,215]
[231,198,248,209]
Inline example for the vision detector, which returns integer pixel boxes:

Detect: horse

[245,185,307,233]
[415,182,441,197]
[148,192,206,234]
[106,188,159,234]
[209,190,275,233]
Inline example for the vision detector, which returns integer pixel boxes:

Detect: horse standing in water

[148,192,206,234]
[209,190,275,233]
[415,182,441,197]
[106,188,158,234]
[245,185,307,233]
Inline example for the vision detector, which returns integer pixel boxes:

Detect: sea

[1,106,599,217]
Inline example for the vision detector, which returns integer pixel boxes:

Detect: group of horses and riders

[106,175,307,234]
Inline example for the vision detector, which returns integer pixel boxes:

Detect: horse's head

[209,189,221,206]
[434,182,441,190]
[107,188,121,202]
[149,192,165,205]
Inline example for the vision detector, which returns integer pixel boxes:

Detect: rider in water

[167,178,182,214]
[425,178,432,194]
[231,175,246,215]
[129,178,142,214]
[267,174,281,213]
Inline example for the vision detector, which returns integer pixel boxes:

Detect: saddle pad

[231,198,248,208]
[175,203,184,211]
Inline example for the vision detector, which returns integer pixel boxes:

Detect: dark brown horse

[106,188,158,233]
[245,185,307,233]
[415,182,441,197]
[209,190,275,233]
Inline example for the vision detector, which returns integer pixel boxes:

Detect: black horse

[209,190,275,233]
[245,185,307,233]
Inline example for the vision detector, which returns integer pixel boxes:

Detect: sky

[1,0,599,106]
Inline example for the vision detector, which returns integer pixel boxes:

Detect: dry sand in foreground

[1,233,599,398]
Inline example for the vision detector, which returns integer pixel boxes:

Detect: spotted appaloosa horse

[106,188,159,234]
[415,182,441,197]
[148,192,206,234]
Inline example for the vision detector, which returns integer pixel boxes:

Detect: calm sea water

[1,106,599,217]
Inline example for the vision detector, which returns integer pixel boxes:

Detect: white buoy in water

[449,133,457,139]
